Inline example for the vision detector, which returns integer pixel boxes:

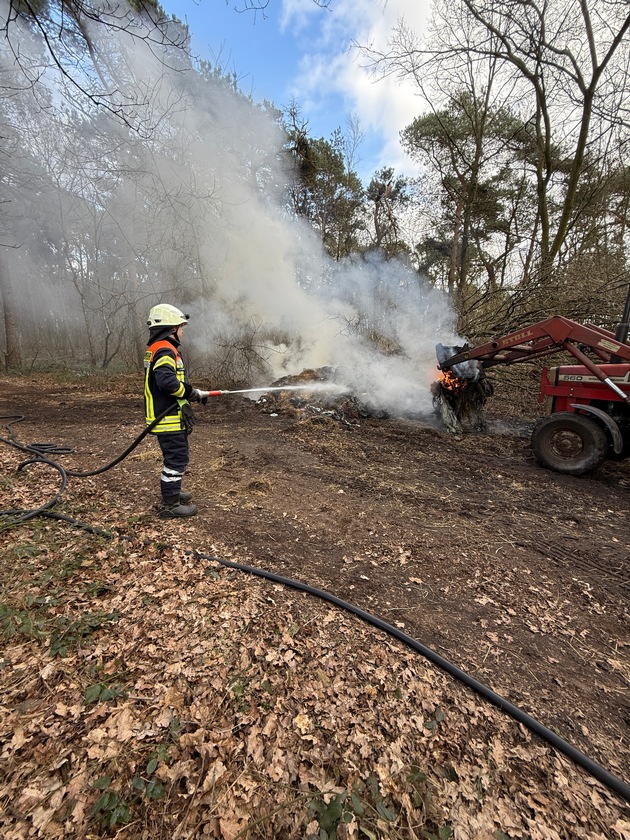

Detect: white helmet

[147,304,190,328]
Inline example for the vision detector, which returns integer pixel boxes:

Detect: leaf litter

[0,375,629,838]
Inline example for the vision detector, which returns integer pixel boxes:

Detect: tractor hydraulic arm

[438,316,630,404]
[440,317,630,370]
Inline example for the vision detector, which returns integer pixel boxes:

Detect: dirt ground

[1,372,629,838]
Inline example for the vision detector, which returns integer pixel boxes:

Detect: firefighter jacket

[144,337,194,433]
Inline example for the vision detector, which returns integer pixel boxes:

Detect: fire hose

[0,386,327,524]
[194,552,630,806]
[0,412,629,807]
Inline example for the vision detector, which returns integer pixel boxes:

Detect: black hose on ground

[0,405,178,529]
[0,404,178,478]
[193,550,630,807]
[0,508,116,537]
[64,413,170,477]
[1,414,629,807]
[6,456,68,526]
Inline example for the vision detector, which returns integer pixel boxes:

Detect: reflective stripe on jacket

[144,339,189,433]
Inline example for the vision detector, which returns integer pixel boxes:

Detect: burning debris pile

[256,368,386,428]
[432,344,494,434]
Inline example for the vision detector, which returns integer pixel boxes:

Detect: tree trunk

[0,247,22,370]
[449,197,463,298]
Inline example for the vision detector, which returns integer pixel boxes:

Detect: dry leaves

[0,525,627,839]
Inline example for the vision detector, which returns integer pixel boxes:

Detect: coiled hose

[0,406,177,530]
[0,412,629,806]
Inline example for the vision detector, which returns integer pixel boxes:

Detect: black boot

[179,489,193,503]
[159,495,198,518]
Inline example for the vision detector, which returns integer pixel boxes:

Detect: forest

[2,0,630,386]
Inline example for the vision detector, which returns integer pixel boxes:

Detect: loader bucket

[435,343,484,381]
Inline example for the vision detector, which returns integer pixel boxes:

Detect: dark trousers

[157,432,189,501]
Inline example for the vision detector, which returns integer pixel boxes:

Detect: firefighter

[144,304,210,518]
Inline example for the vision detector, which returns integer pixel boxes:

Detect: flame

[439,369,469,393]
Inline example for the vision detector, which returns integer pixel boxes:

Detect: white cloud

[281,0,431,178]
[279,0,323,32]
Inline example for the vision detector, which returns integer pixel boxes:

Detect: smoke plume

[0,1,459,416]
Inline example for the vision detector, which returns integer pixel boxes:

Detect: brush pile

[256,368,386,428]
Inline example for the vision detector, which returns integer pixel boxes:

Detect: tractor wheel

[531,413,608,475]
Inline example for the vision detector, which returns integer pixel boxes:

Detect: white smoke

[0,0,459,415]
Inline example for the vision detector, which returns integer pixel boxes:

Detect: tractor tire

[531,413,608,475]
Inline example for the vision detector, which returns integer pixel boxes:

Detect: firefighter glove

[190,388,210,405]
[179,401,196,434]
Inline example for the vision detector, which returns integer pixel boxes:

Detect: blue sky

[160,0,430,183]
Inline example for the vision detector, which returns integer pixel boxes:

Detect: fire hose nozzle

[207,390,225,397]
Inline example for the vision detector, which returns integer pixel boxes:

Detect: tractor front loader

[436,300,630,475]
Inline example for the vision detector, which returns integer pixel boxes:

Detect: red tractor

[436,292,630,475]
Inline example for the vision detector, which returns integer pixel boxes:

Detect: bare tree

[361,0,630,285]
[1,0,190,130]
[0,246,20,369]
[234,0,331,12]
